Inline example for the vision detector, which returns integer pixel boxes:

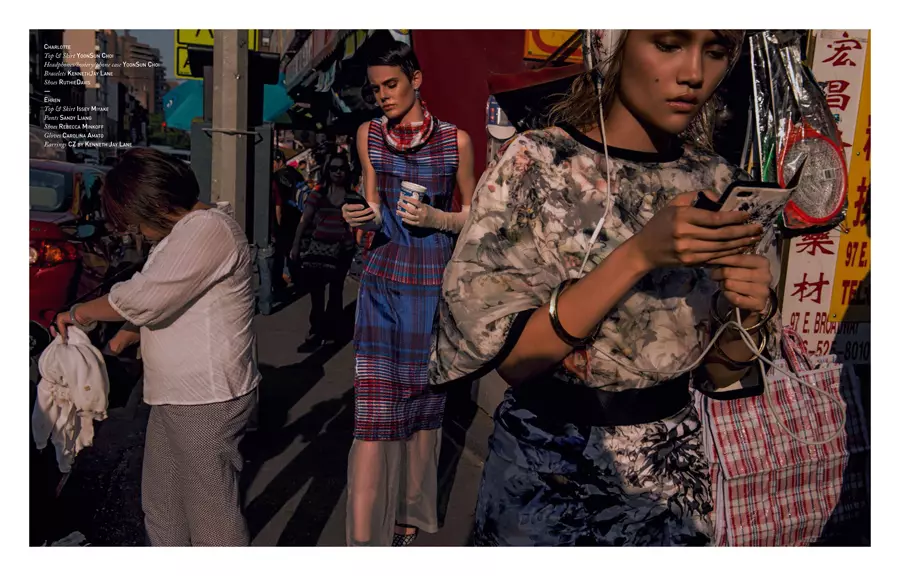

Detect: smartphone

[342,192,369,209]
[717,182,792,230]
[694,159,806,231]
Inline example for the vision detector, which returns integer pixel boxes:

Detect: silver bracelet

[69,304,98,332]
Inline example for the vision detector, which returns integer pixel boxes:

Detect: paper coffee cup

[399,181,427,213]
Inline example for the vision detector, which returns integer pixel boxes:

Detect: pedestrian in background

[341,41,476,546]
[55,147,260,546]
[272,149,302,292]
[290,153,356,347]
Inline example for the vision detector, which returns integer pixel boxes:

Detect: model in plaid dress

[341,41,476,546]
[353,116,458,442]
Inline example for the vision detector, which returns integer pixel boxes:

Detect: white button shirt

[108,203,260,405]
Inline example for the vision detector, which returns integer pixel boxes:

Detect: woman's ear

[411,70,423,91]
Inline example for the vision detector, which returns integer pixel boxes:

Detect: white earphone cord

[576,85,845,447]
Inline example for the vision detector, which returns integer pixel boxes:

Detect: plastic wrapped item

[751,31,848,231]
[749,34,778,182]
[582,29,624,83]
[776,34,848,228]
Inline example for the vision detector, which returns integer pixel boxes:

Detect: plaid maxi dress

[353,117,459,441]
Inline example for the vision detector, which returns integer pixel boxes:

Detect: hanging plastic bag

[752,31,849,231]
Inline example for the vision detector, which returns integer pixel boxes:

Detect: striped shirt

[305,187,355,248]
[108,203,260,405]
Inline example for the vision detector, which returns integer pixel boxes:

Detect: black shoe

[391,529,418,547]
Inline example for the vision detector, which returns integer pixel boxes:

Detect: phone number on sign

[800,338,870,363]
[788,311,870,363]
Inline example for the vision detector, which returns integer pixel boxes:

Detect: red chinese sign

[791,272,830,304]
[825,80,851,111]
[796,233,836,257]
[822,32,863,67]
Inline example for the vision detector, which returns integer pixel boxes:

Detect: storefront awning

[285,30,356,92]
[487,64,582,95]
[162,77,295,131]
[487,65,583,131]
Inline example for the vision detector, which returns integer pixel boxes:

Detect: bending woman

[341,41,475,546]
[431,29,782,546]
[54,148,259,546]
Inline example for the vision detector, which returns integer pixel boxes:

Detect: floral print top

[430,124,781,391]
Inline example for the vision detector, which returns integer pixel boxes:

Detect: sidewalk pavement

[45,277,495,546]
[237,277,494,546]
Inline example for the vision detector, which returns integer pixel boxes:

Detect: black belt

[511,373,692,427]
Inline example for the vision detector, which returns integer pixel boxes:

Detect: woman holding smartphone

[340,41,476,546]
[290,153,356,346]
[430,30,782,546]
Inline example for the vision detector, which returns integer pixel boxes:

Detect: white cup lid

[400,181,427,193]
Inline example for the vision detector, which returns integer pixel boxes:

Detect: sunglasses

[329,165,347,172]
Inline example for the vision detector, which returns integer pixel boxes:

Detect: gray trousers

[141,390,256,546]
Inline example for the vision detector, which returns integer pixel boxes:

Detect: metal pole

[210,30,249,230]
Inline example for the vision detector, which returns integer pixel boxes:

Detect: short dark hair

[102,147,200,233]
[367,41,420,81]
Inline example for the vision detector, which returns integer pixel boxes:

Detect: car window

[30,169,69,212]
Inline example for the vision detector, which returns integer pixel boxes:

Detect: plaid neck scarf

[381,99,437,154]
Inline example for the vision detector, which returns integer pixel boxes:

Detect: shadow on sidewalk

[435,381,479,531]
[240,300,357,546]
[268,283,312,316]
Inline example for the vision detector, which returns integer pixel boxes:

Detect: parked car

[29,160,145,361]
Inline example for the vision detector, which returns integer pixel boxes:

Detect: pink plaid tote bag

[697,327,869,546]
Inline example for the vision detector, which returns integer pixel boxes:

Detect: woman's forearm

[74,295,126,324]
[498,238,650,386]
[701,313,763,388]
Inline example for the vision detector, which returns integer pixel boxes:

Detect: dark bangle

[548,279,600,348]
[711,287,778,334]
[712,326,768,368]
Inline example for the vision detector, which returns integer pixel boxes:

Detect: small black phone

[342,192,369,209]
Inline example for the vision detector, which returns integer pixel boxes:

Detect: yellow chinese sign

[524,30,583,63]
[829,36,871,322]
[174,30,260,79]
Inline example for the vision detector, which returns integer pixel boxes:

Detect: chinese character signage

[780,30,871,364]
[829,40,871,323]
[811,30,869,165]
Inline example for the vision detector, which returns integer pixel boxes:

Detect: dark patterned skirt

[473,388,713,546]
[353,272,446,441]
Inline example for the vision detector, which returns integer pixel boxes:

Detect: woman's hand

[397,196,444,228]
[107,327,140,356]
[342,203,375,228]
[708,254,773,314]
[52,306,93,343]
[52,310,77,343]
[630,191,763,271]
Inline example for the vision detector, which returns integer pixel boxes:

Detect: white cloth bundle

[32,327,109,473]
